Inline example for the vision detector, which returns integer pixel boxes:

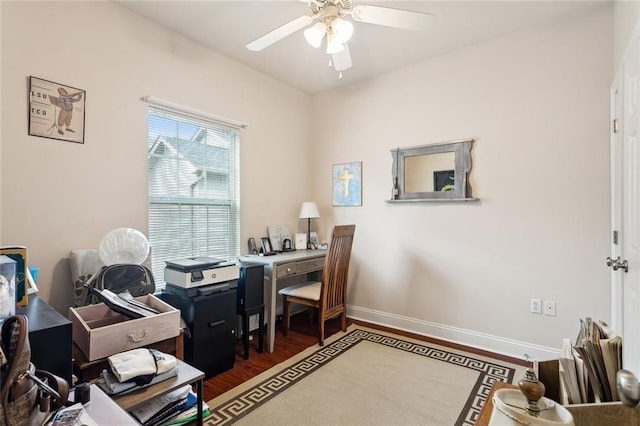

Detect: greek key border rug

[205,326,526,425]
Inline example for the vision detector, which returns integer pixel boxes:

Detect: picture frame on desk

[260,237,276,256]
[248,238,258,255]
[267,225,291,252]
[295,234,307,250]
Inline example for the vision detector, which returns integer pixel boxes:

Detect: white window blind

[147,105,240,289]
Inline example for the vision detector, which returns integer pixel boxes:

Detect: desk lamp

[299,202,320,249]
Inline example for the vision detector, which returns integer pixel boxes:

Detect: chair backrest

[320,225,356,312]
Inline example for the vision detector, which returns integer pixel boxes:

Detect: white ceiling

[117,0,607,94]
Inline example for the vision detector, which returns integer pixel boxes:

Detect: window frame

[146,102,242,289]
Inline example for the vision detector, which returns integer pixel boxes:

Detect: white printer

[164,257,240,291]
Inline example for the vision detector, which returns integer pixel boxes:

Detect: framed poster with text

[29,76,85,144]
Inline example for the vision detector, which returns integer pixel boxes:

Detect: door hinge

[613,230,619,245]
[613,118,619,134]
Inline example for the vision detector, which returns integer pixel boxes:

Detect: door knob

[615,259,629,273]
[607,256,629,273]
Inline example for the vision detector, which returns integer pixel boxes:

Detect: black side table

[17,295,73,384]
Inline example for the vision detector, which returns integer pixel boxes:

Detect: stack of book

[559,318,622,404]
[129,385,210,426]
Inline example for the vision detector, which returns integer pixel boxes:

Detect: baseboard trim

[347,304,559,362]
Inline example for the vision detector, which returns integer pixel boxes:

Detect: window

[147,105,240,289]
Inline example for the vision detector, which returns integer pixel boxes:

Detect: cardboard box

[69,294,180,361]
[538,359,640,425]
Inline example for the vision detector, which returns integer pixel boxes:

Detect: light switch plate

[543,300,557,316]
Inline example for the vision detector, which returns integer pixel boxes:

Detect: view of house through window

[147,106,240,289]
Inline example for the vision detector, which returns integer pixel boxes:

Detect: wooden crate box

[69,294,180,361]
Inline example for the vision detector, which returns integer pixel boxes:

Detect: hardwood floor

[203,313,345,401]
[202,314,530,402]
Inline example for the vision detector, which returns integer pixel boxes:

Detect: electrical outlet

[249,315,259,330]
[530,298,542,314]
[543,300,557,316]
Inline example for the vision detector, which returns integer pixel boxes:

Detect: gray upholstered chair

[69,248,153,307]
[278,224,355,346]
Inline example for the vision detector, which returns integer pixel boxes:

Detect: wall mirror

[387,139,475,202]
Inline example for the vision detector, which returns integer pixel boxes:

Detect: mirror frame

[389,139,474,202]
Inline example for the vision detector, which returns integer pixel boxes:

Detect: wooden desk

[240,250,326,353]
[112,359,205,425]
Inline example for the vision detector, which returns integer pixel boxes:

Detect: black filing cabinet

[161,287,237,380]
[17,295,73,384]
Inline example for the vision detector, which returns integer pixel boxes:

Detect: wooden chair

[279,224,356,346]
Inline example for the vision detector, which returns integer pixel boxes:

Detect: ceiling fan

[246,0,434,78]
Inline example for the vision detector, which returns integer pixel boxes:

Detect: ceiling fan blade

[350,5,434,32]
[332,44,352,71]
[246,15,314,51]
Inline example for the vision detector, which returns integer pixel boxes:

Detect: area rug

[205,326,528,425]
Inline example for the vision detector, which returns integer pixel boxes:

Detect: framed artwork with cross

[332,161,362,206]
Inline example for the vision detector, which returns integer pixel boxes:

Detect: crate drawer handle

[209,320,225,328]
[128,329,149,342]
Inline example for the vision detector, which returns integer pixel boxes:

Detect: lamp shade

[304,22,326,48]
[299,202,320,219]
[326,33,345,54]
[332,18,354,44]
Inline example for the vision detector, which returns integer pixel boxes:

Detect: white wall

[615,0,640,68]
[312,5,613,359]
[0,1,313,312]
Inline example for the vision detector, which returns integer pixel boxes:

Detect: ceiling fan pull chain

[328,58,333,69]
[339,72,343,80]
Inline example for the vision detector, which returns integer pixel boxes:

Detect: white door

[612,27,640,375]
[611,80,623,333]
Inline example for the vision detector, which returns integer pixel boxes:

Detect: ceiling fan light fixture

[246,1,435,83]
[332,18,354,44]
[304,22,326,48]
[326,33,344,54]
